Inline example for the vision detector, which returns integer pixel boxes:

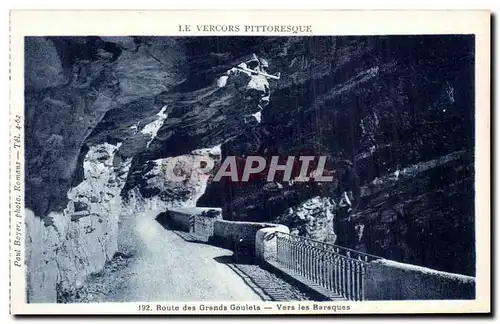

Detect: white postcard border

[9,9,491,314]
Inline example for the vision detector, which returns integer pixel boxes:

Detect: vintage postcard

[9,10,490,315]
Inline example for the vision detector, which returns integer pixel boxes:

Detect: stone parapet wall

[163,208,287,252]
[162,207,222,232]
[363,259,475,300]
[255,226,290,262]
[212,220,283,248]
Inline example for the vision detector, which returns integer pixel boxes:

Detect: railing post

[313,247,319,284]
[321,252,326,288]
[292,237,296,270]
[334,255,339,295]
[285,236,290,269]
[355,260,361,301]
[311,247,316,282]
[346,251,352,300]
[276,235,281,265]
[305,245,311,280]
[299,241,304,274]
[342,257,347,299]
[360,255,368,301]
[283,237,288,268]
[330,255,335,293]
[324,255,329,289]
[318,249,322,285]
[327,255,332,290]
[337,256,341,296]
[319,254,325,288]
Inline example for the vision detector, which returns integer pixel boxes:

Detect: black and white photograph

[9,10,490,315]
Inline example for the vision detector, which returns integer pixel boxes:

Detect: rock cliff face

[26,142,130,302]
[25,35,475,301]
[198,36,475,275]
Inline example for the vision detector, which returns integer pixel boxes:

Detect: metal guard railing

[274,232,382,301]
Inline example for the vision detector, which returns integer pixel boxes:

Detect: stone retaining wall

[164,208,288,256]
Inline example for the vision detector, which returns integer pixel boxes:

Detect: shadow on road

[214,255,313,301]
[214,255,273,301]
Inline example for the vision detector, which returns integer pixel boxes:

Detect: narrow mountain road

[83,211,262,302]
